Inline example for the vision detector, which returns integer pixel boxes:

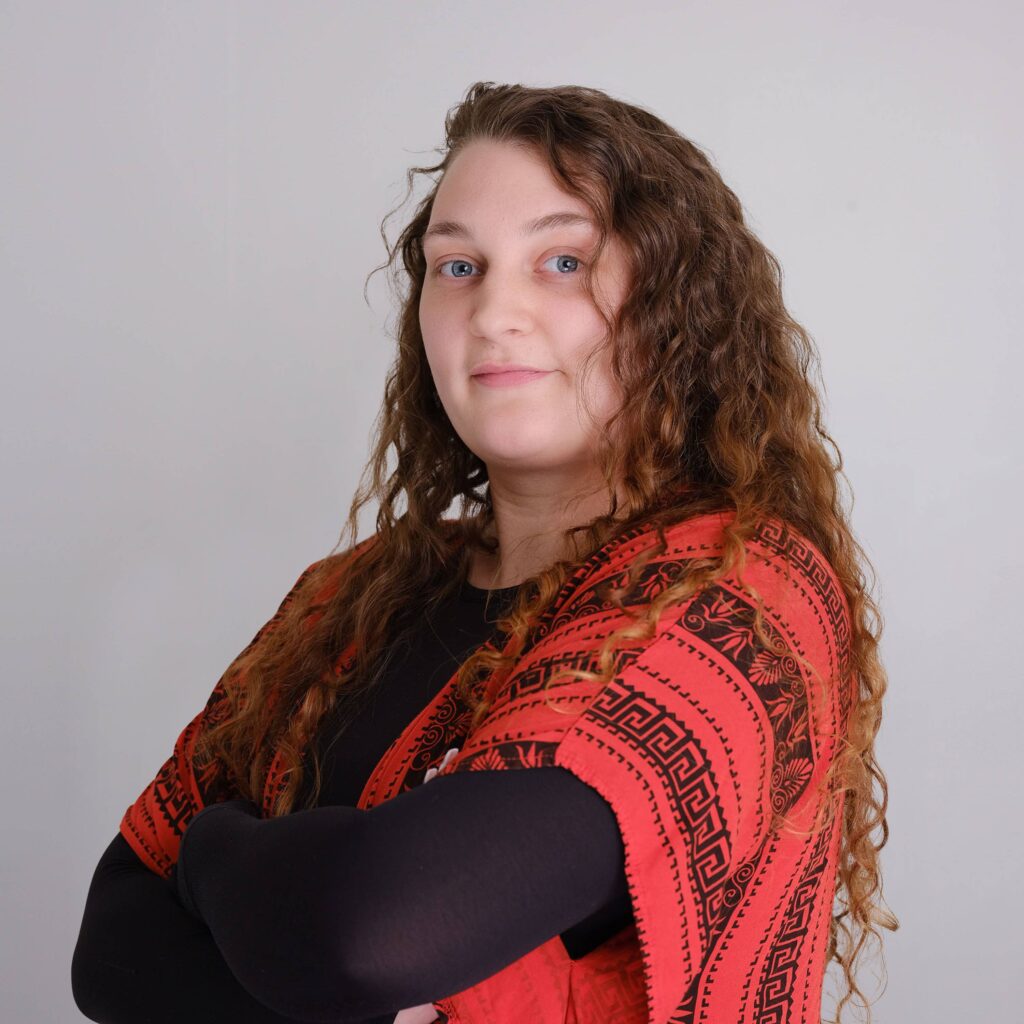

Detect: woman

[71,82,897,1024]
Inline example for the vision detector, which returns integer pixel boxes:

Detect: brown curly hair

[195,81,898,1024]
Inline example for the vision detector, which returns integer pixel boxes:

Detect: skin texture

[418,140,632,588]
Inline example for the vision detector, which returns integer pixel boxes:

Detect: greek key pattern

[753,822,834,1022]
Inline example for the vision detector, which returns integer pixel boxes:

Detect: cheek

[419,301,454,376]
[422,344,458,397]
[418,296,440,346]
[576,343,624,428]
[419,280,453,335]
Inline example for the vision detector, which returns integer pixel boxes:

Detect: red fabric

[120,511,853,1024]
[117,548,361,876]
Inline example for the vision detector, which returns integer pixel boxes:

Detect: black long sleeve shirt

[71,576,633,1023]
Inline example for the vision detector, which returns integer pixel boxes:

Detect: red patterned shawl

[120,510,854,1024]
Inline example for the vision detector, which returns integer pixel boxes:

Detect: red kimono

[121,509,853,1024]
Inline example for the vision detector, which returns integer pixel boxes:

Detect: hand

[393,1004,443,1023]
[423,746,460,784]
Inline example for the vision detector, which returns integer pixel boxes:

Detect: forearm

[70,833,392,1024]
[178,800,382,1021]
[176,769,633,1022]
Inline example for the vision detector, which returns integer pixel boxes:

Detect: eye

[543,254,583,275]
[436,258,479,279]
[434,253,586,279]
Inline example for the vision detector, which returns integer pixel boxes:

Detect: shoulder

[658,509,836,579]
[296,532,384,604]
[556,513,851,855]
[655,512,849,633]
[583,510,847,644]
[653,511,852,686]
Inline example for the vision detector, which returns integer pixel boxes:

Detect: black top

[71,575,633,1023]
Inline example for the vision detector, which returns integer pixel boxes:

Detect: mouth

[471,369,554,388]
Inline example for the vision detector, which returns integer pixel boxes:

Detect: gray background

[2,1,1019,1021]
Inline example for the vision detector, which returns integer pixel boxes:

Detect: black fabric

[72,576,633,1023]
[71,830,350,1024]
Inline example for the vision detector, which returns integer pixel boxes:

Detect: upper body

[77,509,853,1024]
[71,572,636,1024]
[73,81,889,1024]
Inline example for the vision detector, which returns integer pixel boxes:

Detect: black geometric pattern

[120,512,853,1024]
[753,822,835,1023]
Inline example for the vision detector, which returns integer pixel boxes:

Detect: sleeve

[156,765,632,1022]
[434,531,846,1024]
[71,832,398,1024]
[117,558,326,879]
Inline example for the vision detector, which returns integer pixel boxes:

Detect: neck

[467,478,624,588]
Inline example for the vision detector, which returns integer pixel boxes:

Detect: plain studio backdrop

[2,2,1019,1021]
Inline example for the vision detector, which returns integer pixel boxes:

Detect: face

[419,140,631,484]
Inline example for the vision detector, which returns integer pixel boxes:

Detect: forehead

[424,209,597,244]
[425,140,597,242]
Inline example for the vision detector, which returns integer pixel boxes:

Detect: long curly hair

[195,82,897,1023]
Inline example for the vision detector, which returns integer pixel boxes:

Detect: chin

[469,426,553,457]
[480,445,584,472]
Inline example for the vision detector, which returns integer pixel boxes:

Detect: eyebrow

[423,210,596,242]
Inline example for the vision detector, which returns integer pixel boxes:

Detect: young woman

[71,82,897,1024]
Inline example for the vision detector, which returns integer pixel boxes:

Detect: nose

[467,263,535,341]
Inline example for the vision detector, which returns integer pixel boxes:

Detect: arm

[175,765,632,1022]
[70,831,395,1024]
[70,554,399,1022]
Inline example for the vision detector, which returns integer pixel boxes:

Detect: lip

[470,362,547,375]
[471,369,553,388]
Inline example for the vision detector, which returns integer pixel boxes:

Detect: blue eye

[543,254,581,274]
[435,254,583,278]
[437,258,478,278]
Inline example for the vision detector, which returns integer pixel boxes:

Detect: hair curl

[196,81,897,1023]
